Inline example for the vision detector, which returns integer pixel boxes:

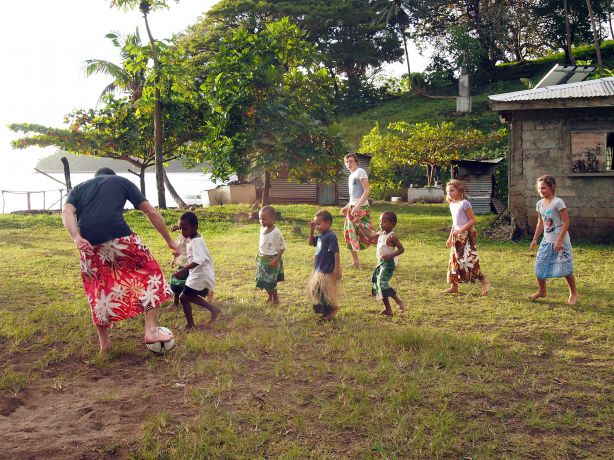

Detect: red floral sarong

[79,234,172,327]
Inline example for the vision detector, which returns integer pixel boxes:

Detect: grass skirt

[255,254,284,291]
[371,259,397,300]
[307,271,339,313]
[447,228,483,284]
[534,241,574,279]
[344,205,374,251]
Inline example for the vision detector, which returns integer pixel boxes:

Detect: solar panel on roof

[534,64,595,89]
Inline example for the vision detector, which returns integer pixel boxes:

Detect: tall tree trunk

[261,169,271,207]
[401,31,411,75]
[143,11,166,208]
[608,11,614,39]
[139,163,147,195]
[563,0,576,64]
[162,168,187,208]
[585,0,604,69]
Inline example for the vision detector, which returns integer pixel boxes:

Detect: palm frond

[83,59,127,82]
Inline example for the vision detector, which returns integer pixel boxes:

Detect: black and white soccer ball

[146,327,175,355]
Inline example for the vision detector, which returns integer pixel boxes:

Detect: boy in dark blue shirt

[307,210,342,320]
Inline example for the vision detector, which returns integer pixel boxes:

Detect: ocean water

[0,170,221,213]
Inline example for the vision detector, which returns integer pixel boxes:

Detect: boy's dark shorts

[183,285,209,297]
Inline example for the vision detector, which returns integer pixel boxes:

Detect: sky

[0,0,428,188]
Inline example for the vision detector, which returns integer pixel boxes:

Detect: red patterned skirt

[79,234,172,327]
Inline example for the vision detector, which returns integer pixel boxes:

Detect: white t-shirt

[348,167,369,205]
[185,235,215,291]
[258,226,287,256]
[536,197,571,244]
[449,199,472,230]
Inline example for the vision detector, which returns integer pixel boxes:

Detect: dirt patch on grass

[0,358,194,459]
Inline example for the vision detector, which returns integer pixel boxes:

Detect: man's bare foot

[528,291,547,300]
[398,302,406,313]
[567,293,579,305]
[481,279,491,296]
[442,286,459,294]
[208,305,222,324]
[380,309,393,317]
[321,307,339,320]
[165,303,178,311]
[144,327,174,344]
[99,341,111,354]
[346,262,360,269]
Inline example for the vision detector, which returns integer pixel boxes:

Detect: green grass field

[1,204,612,458]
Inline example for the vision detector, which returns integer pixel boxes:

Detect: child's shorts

[183,285,209,297]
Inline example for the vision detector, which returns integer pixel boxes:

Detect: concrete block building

[489,77,614,242]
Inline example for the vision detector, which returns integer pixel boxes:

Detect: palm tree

[84,30,147,103]
[374,0,413,75]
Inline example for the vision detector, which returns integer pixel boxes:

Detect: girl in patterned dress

[443,179,491,295]
[529,175,578,304]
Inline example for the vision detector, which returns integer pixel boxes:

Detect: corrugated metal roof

[489,77,614,102]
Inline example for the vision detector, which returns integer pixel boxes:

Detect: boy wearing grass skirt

[360,211,406,316]
[307,210,342,320]
[256,206,286,305]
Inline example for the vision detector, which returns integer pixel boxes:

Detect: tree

[181,0,403,104]
[197,18,345,206]
[586,0,604,69]
[10,90,207,207]
[360,121,506,189]
[84,30,147,103]
[110,0,179,209]
[534,0,608,62]
[373,0,414,75]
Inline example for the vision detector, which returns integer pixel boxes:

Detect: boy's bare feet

[442,286,459,294]
[208,305,222,324]
[165,303,178,311]
[481,278,491,296]
[567,293,579,305]
[321,307,339,320]
[528,291,547,300]
[398,302,406,313]
[346,262,360,269]
[380,309,393,317]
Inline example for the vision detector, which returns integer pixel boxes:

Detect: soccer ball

[146,326,176,355]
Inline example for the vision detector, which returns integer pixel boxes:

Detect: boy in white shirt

[255,205,286,305]
[172,212,221,329]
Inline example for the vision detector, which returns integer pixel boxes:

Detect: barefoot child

[360,211,405,316]
[529,175,578,305]
[256,205,286,304]
[307,210,342,320]
[444,179,491,295]
[167,221,189,310]
[172,212,221,329]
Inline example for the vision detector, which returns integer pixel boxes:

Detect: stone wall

[508,108,614,243]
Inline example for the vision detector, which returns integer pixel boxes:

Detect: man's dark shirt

[66,175,146,245]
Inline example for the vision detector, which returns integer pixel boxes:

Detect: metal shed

[268,154,371,206]
[450,158,503,214]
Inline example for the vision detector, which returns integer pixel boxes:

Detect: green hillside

[339,41,614,151]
